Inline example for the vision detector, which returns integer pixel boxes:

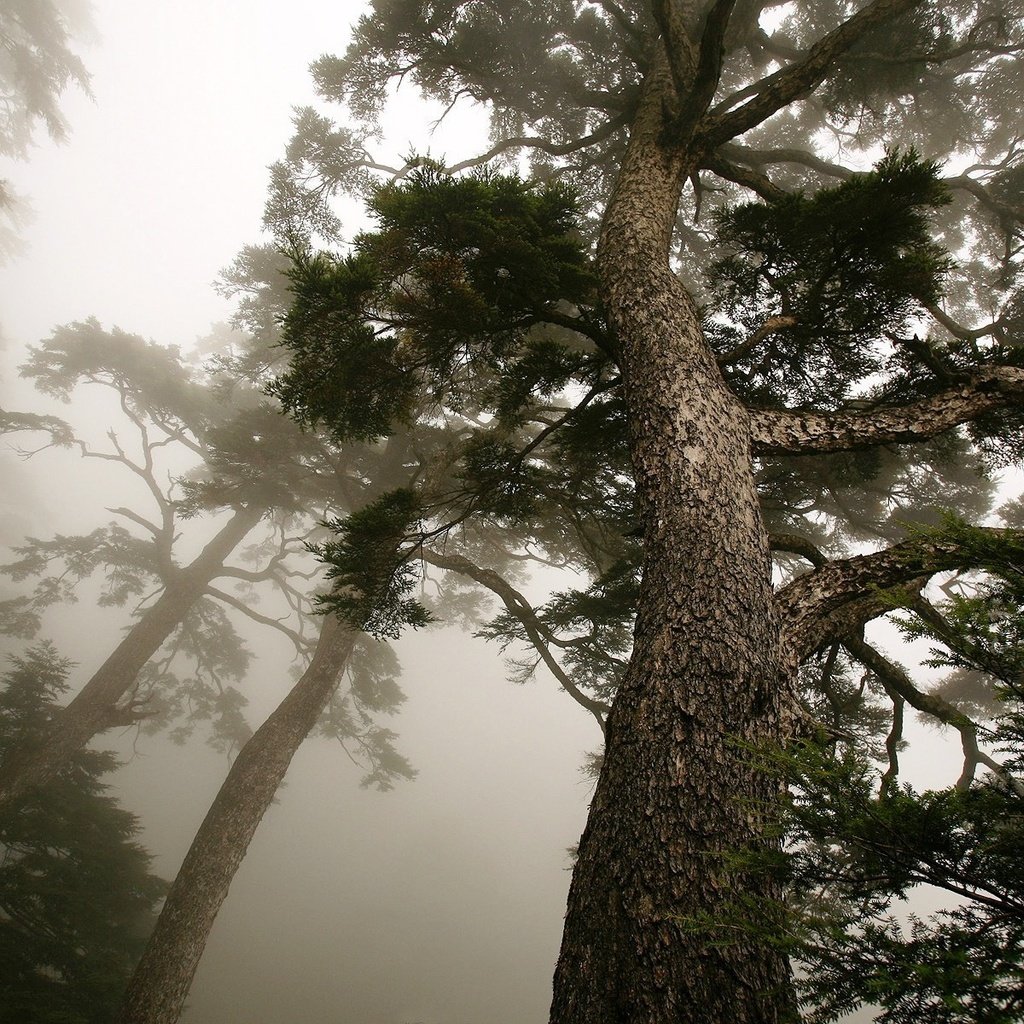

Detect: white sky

[2,0,355,351]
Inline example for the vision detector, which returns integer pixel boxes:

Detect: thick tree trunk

[550,62,796,1024]
[0,505,263,811]
[116,613,356,1024]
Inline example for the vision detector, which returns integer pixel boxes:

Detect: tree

[0,322,277,808]
[268,2,1024,1021]
[0,642,165,1024]
[0,316,422,1024]
[115,466,421,1024]
[0,0,94,259]
[0,318,410,808]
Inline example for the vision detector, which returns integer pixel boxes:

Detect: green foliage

[709,151,952,408]
[0,643,166,1023]
[312,488,432,640]
[176,402,323,514]
[313,0,642,151]
[274,166,598,441]
[776,735,1024,1023]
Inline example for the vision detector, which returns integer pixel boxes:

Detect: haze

[1,3,598,1021]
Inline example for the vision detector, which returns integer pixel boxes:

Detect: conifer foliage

[0,644,165,1024]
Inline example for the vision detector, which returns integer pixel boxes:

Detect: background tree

[0,642,165,1024]
[0,318,413,806]
[0,0,94,259]
[0,313,423,1024]
[267,1,1024,1021]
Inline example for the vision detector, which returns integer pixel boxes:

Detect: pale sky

[3,1,341,348]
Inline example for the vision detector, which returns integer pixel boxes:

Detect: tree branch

[749,366,1024,455]
[718,141,854,179]
[702,151,788,201]
[205,586,312,655]
[651,0,700,105]
[842,635,1024,794]
[443,114,630,174]
[769,532,827,567]
[420,547,610,733]
[702,0,925,146]
[777,529,1024,660]
[672,0,739,144]
[718,314,797,364]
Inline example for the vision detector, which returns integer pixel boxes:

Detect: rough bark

[549,53,796,1024]
[750,367,1024,455]
[0,505,264,811]
[116,613,356,1024]
[775,530,1021,660]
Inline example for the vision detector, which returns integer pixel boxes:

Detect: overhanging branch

[420,547,610,733]
[776,528,1024,660]
[702,0,925,146]
[749,366,1024,455]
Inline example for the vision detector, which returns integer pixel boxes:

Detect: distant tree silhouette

[0,642,165,1024]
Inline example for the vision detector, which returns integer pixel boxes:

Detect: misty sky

[0,3,601,1022]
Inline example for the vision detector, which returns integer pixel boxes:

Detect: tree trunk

[116,613,356,1024]
[0,505,263,811]
[549,61,796,1024]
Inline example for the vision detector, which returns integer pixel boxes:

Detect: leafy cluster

[313,488,432,640]
[0,644,165,1023]
[274,166,598,441]
[780,738,1024,1023]
[709,151,951,408]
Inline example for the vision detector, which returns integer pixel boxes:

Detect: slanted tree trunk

[549,57,796,1024]
[117,613,356,1024]
[0,505,264,810]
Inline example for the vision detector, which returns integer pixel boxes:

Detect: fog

[1,3,600,1021]
[0,3,1003,1023]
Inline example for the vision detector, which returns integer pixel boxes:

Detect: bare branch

[769,532,827,567]
[946,172,1024,226]
[702,151,788,201]
[841,635,1024,794]
[844,635,976,732]
[106,506,163,540]
[718,141,854,179]
[205,586,312,656]
[750,366,1024,455]
[672,0,739,144]
[718,314,796,364]
[421,547,610,733]
[443,114,630,175]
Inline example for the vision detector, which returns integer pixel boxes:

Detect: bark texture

[750,367,1024,455]
[116,613,356,1024]
[775,531,1019,660]
[0,505,263,811]
[549,55,796,1024]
